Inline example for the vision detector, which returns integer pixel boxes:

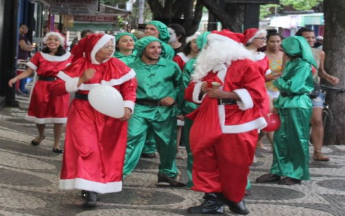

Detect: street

[0,106,345,216]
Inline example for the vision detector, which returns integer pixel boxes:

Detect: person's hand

[160,97,175,106]
[177,114,184,120]
[80,68,96,83]
[272,107,278,114]
[327,75,339,85]
[201,82,208,93]
[120,108,132,121]
[8,77,18,87]
[206,88,229,99]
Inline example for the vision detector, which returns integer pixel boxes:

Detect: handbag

[309,81,321,99]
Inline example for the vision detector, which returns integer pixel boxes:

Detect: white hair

[246,29,267,45]
[191,34,254,82]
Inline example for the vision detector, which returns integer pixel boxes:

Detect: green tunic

[124,57,182,178]
[270,58,314,180]
[114,50,138,65]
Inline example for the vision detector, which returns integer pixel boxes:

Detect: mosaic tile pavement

[0,107,345,216]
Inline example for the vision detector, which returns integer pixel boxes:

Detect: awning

[298,14,324,26]
[66,23,114,31]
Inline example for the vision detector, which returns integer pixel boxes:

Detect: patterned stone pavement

[0,106,345,216]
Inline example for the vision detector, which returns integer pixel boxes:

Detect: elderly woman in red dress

[50,34,137,207]
[9,32,73,153]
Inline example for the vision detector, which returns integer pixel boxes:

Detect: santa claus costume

[9,32,72,152]
[50,34,137,207]
[185,30,267,215]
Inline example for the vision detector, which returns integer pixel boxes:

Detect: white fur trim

[253,52,266,61]
[208,33,235,43]
[26,62,37,71]
[192,82,205,103]
[91,34,115,64]
[57,70,136,91]
[65,77,80,93]
[218,105,267,133]
[25,115,67,124]
[59,178,122,194]
[40,52,71,62]
[186,32,201,44]
[124,100,135,113]
[233,89,253,110]
[247,29,267,45]
[177,52,190,63]
[43,32,65,45]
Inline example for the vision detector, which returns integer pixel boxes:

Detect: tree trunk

[200,0,244,32]
[323,0,345,144]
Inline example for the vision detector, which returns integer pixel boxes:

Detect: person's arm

[8,68,34,87]
[19,40,33,52]
[119,69,137,120]
[318,51,339,85]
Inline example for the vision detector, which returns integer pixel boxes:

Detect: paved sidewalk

[0,107,345,216]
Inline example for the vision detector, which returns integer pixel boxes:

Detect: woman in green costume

[114,32,138,65]
[256,36,316,185]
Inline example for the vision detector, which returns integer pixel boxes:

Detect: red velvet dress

[51,57,137,194]
[254,52,270,116]
[25,52,72,124]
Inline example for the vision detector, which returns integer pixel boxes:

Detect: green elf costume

[114,32,138,65]
[123,36,185,186]
[256,36,316,185]
[178,31,210,188]
[142,20,175,156]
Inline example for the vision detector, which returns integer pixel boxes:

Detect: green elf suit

[123,36,182,178]
[270,36,316,180]
[142,20,175,155]
[178,32,209,188]
[114,33,138,65]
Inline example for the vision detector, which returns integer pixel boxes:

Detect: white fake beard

[191,39,253,82]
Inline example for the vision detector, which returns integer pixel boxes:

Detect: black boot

[225,199,249,215]
[83,191,97,207]
[81,190,100,201]
[187,193,225,214]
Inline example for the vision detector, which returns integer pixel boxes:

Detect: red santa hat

[71,34,115,64]
[43,32,65,46]
[192,29,253,82]
[242,28,267,45]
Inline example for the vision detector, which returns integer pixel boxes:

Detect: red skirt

[26,80,69,124]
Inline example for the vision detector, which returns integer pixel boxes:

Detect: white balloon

[88,85,124,118]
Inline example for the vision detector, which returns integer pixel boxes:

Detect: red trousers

[191,130,257,203]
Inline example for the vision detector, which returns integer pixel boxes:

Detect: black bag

[309,82,321,99]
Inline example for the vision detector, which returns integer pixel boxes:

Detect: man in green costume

[141,20,176,157]
[256,36,316,185]
[178,32,209,188]
[114,32,138,65]
[123,36,184,187]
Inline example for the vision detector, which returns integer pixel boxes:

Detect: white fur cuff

[65,77,80,93]
[233,89,253,110]
[26,62,37,71]
[124,100,135,113]
[265,69,272,76]
[192,82,205,103]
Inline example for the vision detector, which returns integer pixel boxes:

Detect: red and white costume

[173,52,189,71]
[185,30,267,203]
[26,51,72,124]
[50,34,137,194]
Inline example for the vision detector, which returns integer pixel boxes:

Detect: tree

[147,0,204,36]
[323,0,345,145]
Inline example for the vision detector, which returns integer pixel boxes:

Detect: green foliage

[260,0,322,19]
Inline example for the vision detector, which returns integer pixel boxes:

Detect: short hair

[183,41,191,55]
[295,27,314,36]
[267,32,283,41]
[19,23,27,28]
[81,30,93,38]
[168,24,186,43]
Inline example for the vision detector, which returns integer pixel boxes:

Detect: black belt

[75,92,88,101]
[217,99,237,105]
[38,76,56,81]
[281,93,305,97]
[136,99,162,106]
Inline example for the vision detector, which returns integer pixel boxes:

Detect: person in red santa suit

[50,34,137,207]
[185,30,267,215]
[8,32,73,153]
